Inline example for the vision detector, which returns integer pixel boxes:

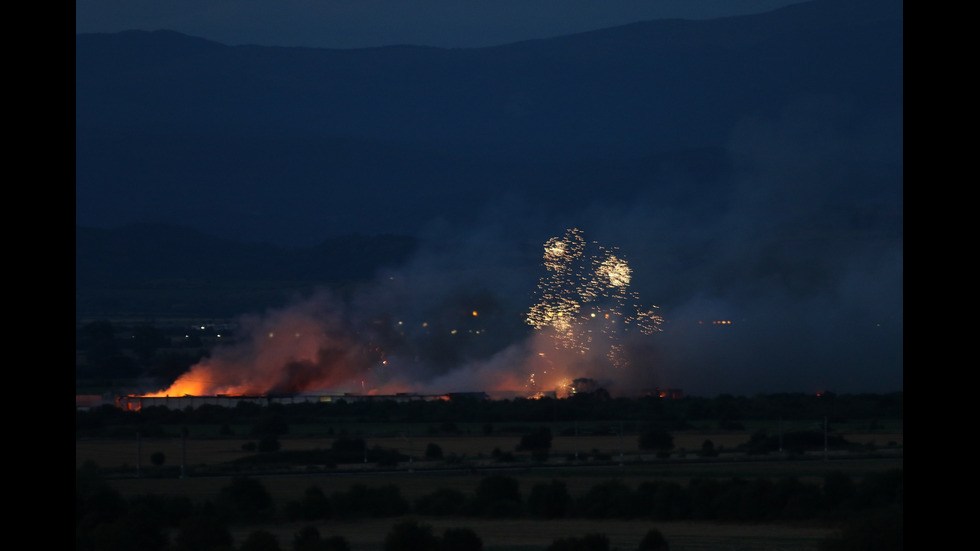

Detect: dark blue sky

[76,0,809,49]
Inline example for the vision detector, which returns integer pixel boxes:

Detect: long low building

[114,391,488,411]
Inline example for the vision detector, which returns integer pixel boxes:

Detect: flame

[142,296,388,398]
[135,230,665,402]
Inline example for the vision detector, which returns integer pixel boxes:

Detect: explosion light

[524,228,664,393]
[140,227,665,402]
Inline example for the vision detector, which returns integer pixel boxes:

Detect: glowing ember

[527,228,662,345]
[143,295,389,397]
[138,229,664,401]
[524,228,663,391]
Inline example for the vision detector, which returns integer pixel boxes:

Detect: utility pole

[823,417,829,461]
[403,433,414,473]
[778,418,783,455]
[619,421,624,467]
[136,431,142,478]
[181,427,188,478]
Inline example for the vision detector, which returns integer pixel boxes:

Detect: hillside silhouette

[76,0,902,246]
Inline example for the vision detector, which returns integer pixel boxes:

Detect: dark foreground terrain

[77,393,902,550]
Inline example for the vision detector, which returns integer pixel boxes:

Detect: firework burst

[526,228,663,377]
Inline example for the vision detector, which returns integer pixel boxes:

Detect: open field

[77,413,902,550]
[78,432,902,550]
[97,454,903,515]
[91,463,880,551]
[225,517,838,551]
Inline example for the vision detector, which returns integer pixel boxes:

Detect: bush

[374,447,401,468]
[331,484,409,518]
[258,435,281,453]
[172,513,233,551]
[441,527,483,551]
[425,442,443,459]
[240,529,281,551]
[517,427,552,454]
[547,533,610,551]
[634,481,690,520]
[818,506,903,551]
[822,471,856,511]
[293,526,350,551]
[576,480,635,519]
[638,429,673,452]
[331,436,366,453]
[852,469,903,511]
[126,493,195,528]
[527,480,572,519]
[252,414,289,436]
[415,488,468,517]
[491,447,517,462]
[384,519,439,551]
[285,486,331,521]
[637,529,669,551]
[473,474,522,517]
[320,535,351,551]
[215,476,275,523]
[84,508,170,551]
[698,440,718,457]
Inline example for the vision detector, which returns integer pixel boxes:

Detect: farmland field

[77,390,903,551]
[226,517,838,551]
[77,426,902,551]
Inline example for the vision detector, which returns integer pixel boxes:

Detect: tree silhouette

[384,519,439,551]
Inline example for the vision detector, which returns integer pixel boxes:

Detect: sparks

[525,228,663,390]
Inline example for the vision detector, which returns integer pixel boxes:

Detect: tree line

[75,468,904,551]
[77,390,903,433]
[77,467,901,551]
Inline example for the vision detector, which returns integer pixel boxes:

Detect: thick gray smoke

[175,96,902,398]
[597,96,903,396]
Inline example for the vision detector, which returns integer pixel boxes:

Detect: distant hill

[75,0,903,247]
[75,224,419,318]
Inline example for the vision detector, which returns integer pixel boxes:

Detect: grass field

[76,433,903,551]
[77,426,902,550]
[224,517,838,551]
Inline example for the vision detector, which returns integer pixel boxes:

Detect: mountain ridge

[76,0,902,279]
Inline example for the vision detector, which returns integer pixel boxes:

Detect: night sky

[76,0,902,397]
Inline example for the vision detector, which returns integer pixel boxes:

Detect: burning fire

[143,295,393,397]
[139,229,665,401]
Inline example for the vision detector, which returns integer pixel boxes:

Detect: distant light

[472,310,478,316]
